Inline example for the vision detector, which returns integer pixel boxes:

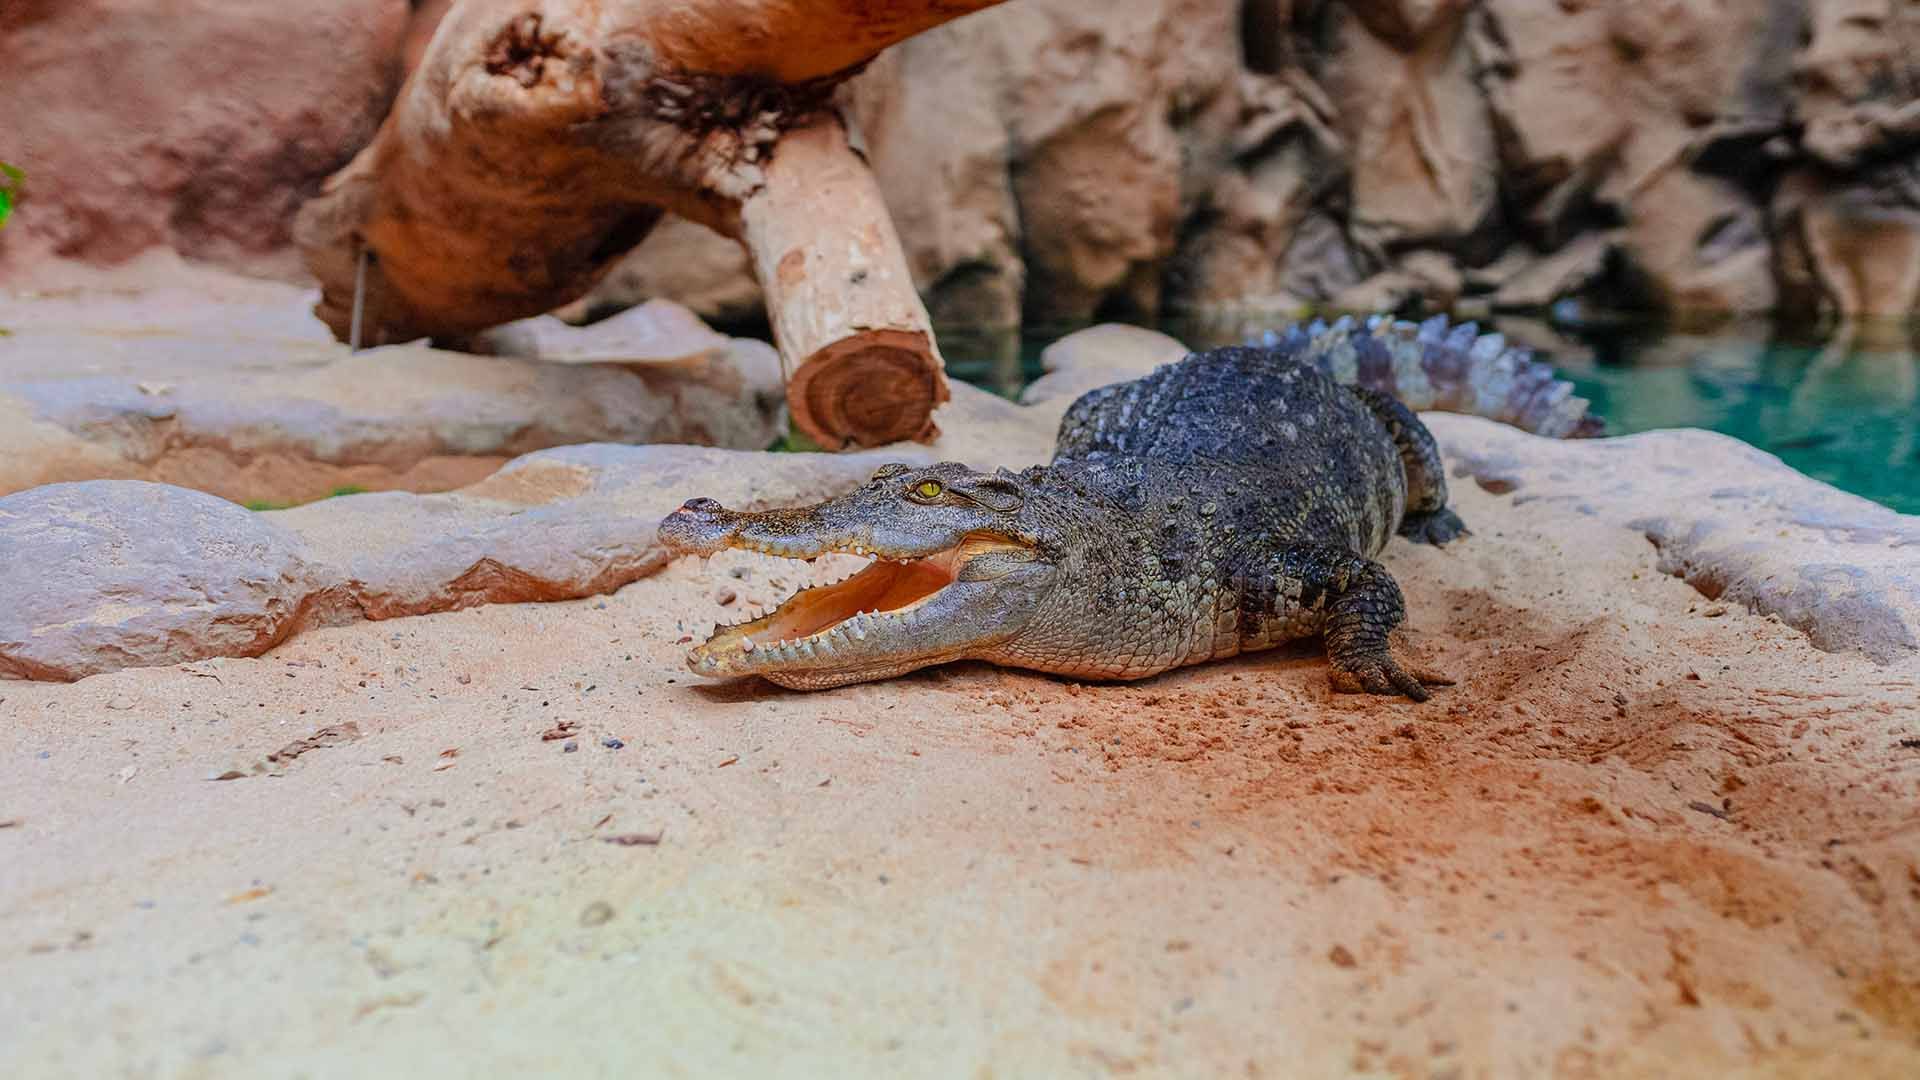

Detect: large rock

[1165,74,1346,310]
[1795,0,1920,170]
[1019,323,1192,408]
[1319,2,1499,254]
[1477,0,1790,313]
[0,443,942,683]
[13,0,1920,325]
[0,481,319,681]
[1774,159,1920,319]
[0,286,788,504]
[1434,414,1920,665]
[0,0,408,283]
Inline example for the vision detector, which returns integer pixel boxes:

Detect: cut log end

[785,331,949,448]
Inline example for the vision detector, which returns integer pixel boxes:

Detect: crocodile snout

[657,497,742,556]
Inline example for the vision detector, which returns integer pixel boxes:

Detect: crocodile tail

[1249,314,1605,438]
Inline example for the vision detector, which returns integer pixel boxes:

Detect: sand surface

[5,437,1918,1077]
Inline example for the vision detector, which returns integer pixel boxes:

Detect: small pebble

[563,741,578,753]
[579,901,615,928]
[603,737,625,750]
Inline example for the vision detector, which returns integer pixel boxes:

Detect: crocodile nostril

[680,497,722,514]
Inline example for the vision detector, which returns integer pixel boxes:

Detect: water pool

[939,314,1920,516]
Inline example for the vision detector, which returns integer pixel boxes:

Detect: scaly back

[1052,345,1367,471]
[1053,314,1602,469]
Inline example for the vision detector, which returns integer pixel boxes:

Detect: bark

[295,0,1005,447]
[742,117,948,446]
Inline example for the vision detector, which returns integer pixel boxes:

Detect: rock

[1476,0,1793,311]
[0,481,319,681]
[1329,250,1463,314]
[1020,324,1193,409]
[988,2,1218,323]
[841,21,1030,330]
[6,318,1915,682]
[278,444,929,625]
[1485,231,1620,311]
[0,0,408,283]
[563,217,763,328]
[1774,161,1920,319]
[0,283,790,504]
[1319,2,1499,254]
[1795,0,1920,170]
[14,0,1920,330]
[1275,212,1374,303]
[0,443,940,682]
[1433,414,1920,665]
[1617,168,1778,314]
[464,299,790,451]
[1166,74,1346,310]
[470,300,736,364]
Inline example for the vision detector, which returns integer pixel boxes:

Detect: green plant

[0,163,22,230]
[766,430,825,453]
[242,485,371,512]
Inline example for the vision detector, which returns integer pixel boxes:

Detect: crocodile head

[657,462,1061,689]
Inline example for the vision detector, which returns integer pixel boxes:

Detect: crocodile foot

[1398,508,1468,546]
[1328,648,1454,702]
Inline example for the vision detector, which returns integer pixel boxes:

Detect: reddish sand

[4,457,1916,1077]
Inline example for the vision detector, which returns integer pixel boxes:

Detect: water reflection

[936,313,1920,514]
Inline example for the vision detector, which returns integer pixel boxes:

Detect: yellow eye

[913,480,944,499]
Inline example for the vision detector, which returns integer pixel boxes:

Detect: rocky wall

[4,1,1919,325]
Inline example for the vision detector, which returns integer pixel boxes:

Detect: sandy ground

[4,451,1918,1077]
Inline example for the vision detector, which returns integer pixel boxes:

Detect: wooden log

[296,0,1005,446]
[741,116,947,447]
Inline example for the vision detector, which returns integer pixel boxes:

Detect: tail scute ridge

[1249,315,1604,438]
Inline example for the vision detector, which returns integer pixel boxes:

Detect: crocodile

[657,316,1600,700]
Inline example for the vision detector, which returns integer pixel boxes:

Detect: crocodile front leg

[1262,545,1452,702]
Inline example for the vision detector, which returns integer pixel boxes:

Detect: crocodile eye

[911,480,944,500]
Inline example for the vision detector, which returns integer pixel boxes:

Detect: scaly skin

[658,316,1599,699]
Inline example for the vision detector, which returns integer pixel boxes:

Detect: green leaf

[0,162,22,182]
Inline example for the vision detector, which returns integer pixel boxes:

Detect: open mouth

[691,533,1027,671]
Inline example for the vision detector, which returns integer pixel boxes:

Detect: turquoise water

[938,315,1920,516]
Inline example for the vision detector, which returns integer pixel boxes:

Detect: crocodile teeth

[739,639,755,653]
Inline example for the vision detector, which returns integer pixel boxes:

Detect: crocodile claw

[1328,649,1453,702]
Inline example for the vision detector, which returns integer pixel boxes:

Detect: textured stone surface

[4,321,1914,683]
[1433,414,1920,666]
[10,1,1920,322]
[0,285,788,504]
[0,0,408,282]
[0,481,319,681]
[1019,323,1192,408]
[581,0,1919,325]
[282,444,935,625]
